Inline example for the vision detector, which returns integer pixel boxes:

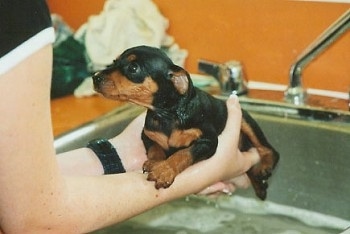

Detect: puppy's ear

[168,65,190,95]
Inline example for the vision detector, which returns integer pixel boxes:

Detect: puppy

[92,45,279,200]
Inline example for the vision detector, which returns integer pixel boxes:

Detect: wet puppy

[92,45,279,200]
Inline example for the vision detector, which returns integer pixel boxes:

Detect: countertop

[51,95,125,136]
[51,89,348,137]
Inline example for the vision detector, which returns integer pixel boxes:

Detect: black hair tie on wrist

[86,138,126,174]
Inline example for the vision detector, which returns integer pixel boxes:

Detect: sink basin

[228,97,350,221]
[54,98,350,232]
[54,104,145,153]
[236,111,350,218]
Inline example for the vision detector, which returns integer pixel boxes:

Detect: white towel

[74,0,188,97]
[77,0,171,71]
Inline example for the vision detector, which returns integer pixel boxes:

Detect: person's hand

[172,95,260,196]
[115,95,259,197]
[111,112,148,172]
[197,148,258,197]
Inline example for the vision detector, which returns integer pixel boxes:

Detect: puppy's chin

[95,90,127,101]
[105,93,155,110]
[107,94,128,101]
[94,81,119,98]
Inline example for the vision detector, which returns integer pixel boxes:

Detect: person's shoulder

[0,0,52,57]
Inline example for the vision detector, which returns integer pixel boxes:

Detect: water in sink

[92,195,347,234]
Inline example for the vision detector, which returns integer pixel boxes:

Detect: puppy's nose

[92,72,104,87]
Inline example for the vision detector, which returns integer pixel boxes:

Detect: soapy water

[92,195,350,234]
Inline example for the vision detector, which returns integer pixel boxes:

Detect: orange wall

[47,0,350,93]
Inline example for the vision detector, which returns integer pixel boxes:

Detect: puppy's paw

[247,170,269,200]
[142,159,157,173]
[146,161,177,189]
[248,148,279,200]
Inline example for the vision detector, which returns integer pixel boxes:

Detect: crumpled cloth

[51,14,74,48]
[74,0,188,97]
[76,0,185,71]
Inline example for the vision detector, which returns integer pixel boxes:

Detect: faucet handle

[198,59,248,95]
[223,60,248,95]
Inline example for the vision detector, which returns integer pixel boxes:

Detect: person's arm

[57,111,257,196]
[0,44,257,233]
[56,112,148,176]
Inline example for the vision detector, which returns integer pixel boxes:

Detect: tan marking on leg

[241,119,264,148]
[143,129,169,150]
[147,144,167,161]
[143,143,167,173]
[169,128,202,148]
[146,147,194,189]
[241,119,278,200]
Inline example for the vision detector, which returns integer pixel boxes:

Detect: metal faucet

[285,9,350,105]
[198,60,248,95]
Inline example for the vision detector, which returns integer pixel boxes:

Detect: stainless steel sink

[54,96,350,231]
[235,104,350,220]
[54,103,145,153]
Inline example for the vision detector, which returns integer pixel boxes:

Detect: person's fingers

[197,181,228,195]
[112,112,147,171]
[124,112,146,133]
[229,174,251,189]
[244,147,260,165]
[214,94,242,165]
[220,94,242,145]
[197,173,251,196]
[237,147,261,175]
[213,95,261,181]
[222,183,236,194]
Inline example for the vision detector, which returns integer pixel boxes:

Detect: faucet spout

[285,9,350,105]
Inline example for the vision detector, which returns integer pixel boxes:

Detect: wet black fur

[93,46,279,199]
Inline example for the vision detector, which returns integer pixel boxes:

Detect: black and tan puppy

[92,45,279,200]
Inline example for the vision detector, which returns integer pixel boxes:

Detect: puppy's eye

[127,62,140,74]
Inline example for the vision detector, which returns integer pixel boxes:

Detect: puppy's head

[92,45,193,110]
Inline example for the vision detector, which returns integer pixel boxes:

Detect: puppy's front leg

[147,133,218,189]
[146,147,194,189]
[141,130,167,173]
[143,144,167,173]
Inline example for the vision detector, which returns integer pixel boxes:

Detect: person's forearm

[57,113,147,176]
[57,148,105,176]
[57,150,233,233]
[56,136,146,176]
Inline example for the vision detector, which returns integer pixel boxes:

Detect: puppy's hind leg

[240,110,279,200]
